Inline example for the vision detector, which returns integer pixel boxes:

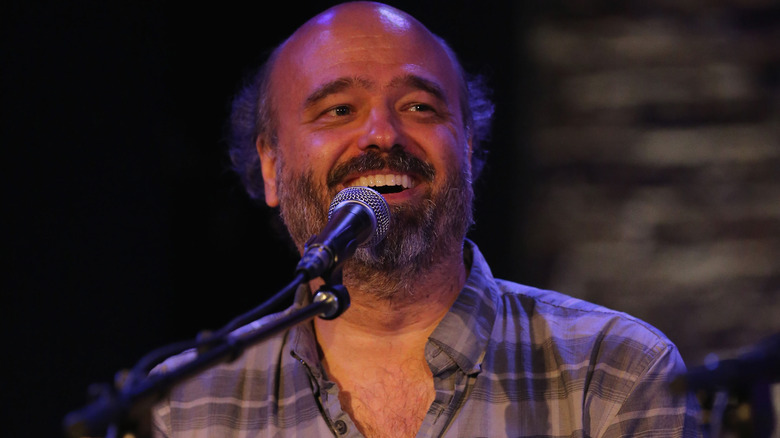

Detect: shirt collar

[288,284,323,377]
[286,240,500,377]
[427,240,499,375]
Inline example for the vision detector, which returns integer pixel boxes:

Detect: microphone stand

[63,267,351,438]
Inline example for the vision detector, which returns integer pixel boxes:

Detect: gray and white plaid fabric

[152,241,700,437]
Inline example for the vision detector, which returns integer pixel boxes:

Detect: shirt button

[334,419,348,435]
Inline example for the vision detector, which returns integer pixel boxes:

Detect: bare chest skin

[323,354,435,438]
[312,250,467,437]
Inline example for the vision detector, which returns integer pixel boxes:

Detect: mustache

[326,149,436,189]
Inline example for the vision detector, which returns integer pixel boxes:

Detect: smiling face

[258,2,474,293]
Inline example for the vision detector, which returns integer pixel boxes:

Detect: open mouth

[347,173,415,195]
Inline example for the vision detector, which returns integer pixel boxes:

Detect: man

[152,2,700,437]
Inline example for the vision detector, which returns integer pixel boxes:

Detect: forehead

[269,4,463,109]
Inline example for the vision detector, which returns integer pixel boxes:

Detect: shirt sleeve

[599,342,703,438]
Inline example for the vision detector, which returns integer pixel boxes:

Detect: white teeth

[349,174,414,189]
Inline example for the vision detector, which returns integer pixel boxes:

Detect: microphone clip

[308,247,351,320]
[313,283,350,320]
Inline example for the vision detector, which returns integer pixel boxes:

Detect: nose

[358,106,404,152]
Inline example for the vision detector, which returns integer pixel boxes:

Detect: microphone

[295,186,390,279]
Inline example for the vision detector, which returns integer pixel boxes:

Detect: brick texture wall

[517,1,779,366]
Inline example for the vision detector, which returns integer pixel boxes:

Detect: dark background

[4,1,528,436]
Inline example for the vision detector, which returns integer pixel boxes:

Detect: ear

[256,138,280,207]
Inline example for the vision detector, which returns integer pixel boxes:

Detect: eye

[326,105,352,117]
[407,103,435,113]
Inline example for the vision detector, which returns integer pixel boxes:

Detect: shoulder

[151,331,290,409]
[491,279,682,381]
[466,241,677,368]
[498,280,674,347]
[150,320,294,436]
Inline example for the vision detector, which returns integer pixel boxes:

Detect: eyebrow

[303,74,449,109]
[304,77,374,109]
[388,74,448,106]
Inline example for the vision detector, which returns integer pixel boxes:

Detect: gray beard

[275,150,474,300]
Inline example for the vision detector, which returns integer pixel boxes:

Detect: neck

[312,245,467,358]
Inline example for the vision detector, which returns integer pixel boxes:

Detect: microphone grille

[328,186,390,247]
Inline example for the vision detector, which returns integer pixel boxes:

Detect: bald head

[294,1,426,43]
[279,2,452,61]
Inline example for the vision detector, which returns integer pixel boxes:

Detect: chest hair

[330,360,435,438]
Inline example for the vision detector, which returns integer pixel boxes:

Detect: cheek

[303,135,345,178]
[420,125,471,170]
[277,127,355,181]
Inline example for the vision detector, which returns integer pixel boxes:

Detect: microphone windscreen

[328,186,390,247]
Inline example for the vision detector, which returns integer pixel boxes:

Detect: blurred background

[4,0,778,436]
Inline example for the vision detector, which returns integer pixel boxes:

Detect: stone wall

[516,1,780,365]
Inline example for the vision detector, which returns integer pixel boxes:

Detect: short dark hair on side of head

[227,47,281,202]
[227,42,494,202]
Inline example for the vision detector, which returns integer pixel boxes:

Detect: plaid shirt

[152,241,701,437]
